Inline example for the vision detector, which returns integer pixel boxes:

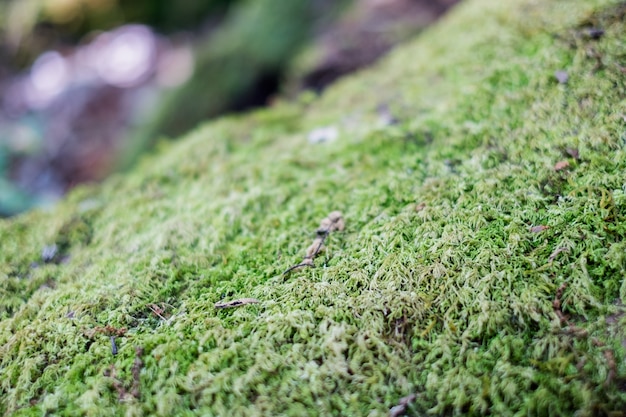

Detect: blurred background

[0,0,458,216]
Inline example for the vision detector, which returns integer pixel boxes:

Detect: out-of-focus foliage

[0,0,234,68]
[122,0,457,168]
[0,0,456,216]
[0,0,350,216]
[127,0,317,154]
[0,0,241,216]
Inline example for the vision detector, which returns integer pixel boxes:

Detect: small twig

[283,211,345,275]
[603,349,616,387]
[111,376,127,401]
[214,298,260,309]
[103,348,144,401]
[563,326,588,337]
[104,366,128,401]
[592,338,617,387]
[131,347,144,399]
[530,225,549,233]
[553,283,590,339]
[147,303,167,321]
[306,235,327,260]
[548,247,569,263]
[553,282,569,324]
[281,261,314,275]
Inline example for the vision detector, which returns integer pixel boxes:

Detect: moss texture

[2,0,626,415]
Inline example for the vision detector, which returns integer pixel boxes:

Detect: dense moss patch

[1,0,625,415]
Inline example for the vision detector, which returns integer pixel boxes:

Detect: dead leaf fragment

[415,202,426,211]
[85,325,127,338]
[214,298,260,309]
[530,225,549,233]
[283,211,345,275]
[554,160,570,171]
[318,211,345,233]
[327,211,345,231]
[305,240,324,258]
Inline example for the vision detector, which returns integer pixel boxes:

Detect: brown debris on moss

[214,298,260,309]
[283,211,345,275]
[103,347,144,402]
[553,282,569,324]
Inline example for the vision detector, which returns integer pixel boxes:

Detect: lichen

[1,0,625,415]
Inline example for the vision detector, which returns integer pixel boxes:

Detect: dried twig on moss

[147,303,168,320]
[131,347,144,399]
[103,347,144,402]
[283,211,345,275]
[553,282,568,324]
[553,283,589,338]
[104,366,127,401]
[85,325,127,338]
[530,225,549,233]
[603,349,616,387]
[214,298,260,309]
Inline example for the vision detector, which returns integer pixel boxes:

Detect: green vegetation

[132,0,314,141]
[1,0,625,415]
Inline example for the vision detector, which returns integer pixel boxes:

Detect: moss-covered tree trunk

[1,0,625,415]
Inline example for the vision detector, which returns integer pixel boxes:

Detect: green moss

[2,0,626,415]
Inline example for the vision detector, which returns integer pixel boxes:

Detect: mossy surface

[2,0,626,415]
